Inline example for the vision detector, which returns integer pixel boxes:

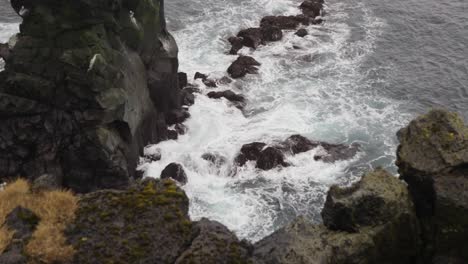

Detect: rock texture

[160,163,188,185]
[0,0,183,193]
[253,169,421,264]
[397,109,468,261]
[66,178,251,264]
[227,56,261,79]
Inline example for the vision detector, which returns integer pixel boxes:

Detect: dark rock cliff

[0,0,183,192]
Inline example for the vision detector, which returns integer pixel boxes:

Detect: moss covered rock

[0,0,183,192]
[397,109,468,262]
[253,169,421,264]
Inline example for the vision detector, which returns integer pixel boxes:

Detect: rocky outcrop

[207,90,246,109]
[161,163,188,185]
[0,0,183,193]
[65,178,251,263]
[227,56,261,79]
[397,109,468,261]
[253,169,421,264]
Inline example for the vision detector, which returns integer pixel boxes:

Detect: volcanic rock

[161,163,188,185]
[256,147,288,170]
[295,28,308,37]
[237,28,264,49]
[228,36,244,55]
[227,56,261,78]
[300,0,324,18]
[194,72,208,80]
[260,15,310,30]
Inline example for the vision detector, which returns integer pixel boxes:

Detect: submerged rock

[161,163,188,185]
[202,78,217,88]
[256,147,288,170]
[397,109,468,261]
[253,169,421,264]
[227,56,261,78]
[295,28,308,37]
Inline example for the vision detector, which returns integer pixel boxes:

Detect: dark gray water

[1,0,467,241]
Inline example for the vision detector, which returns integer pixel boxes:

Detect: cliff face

[0,0,182,192]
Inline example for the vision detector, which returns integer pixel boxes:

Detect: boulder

[194,72,208,80]
[253,169,421,264]
[181,88,196,106]
[228,36,244,55]
[260,15,310,30]
[161,163,188,185]
[396,109,468,261]
[202,153,227,166]
[218,76,233,85]
[32,173,61,191]
[227,56,261,78]
[316,142,360,162]
[300,0,324,18]
[256,147,288,170]
[0,0,182,193]
[261,26,283,42]
[279,135,319,154]
[167,129,178,140]
[237,28,264,49]
[202,78,217,88]
[175,218,251,263]
[144,152,162,162]
[207,90,245,103]
[235,142,267,166]
[295,28,308,37]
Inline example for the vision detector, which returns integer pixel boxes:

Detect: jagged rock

[315,142,360,163]
[322,168,416,232]
[66,179,193,263]
[300,0,324,18]
[256,147,288,170]
[279,135,319,154]
[235,142,267,166]
[227,56,261,78]
[181,88,196,106]
[0,0,182,193]
[0,43,10,60]
[194,72,208,80]
[168,130,178,140]
[175,218,251,263]
[261,26,283,42]
[260,15,310,30]
[178,72,188,89]
[237,28,264,49]
[161,163,188,185]
[202,78,217,88]
[228,36,244,55]
[167,109,190,125]
[397,109,468,261]
[253,169,421,264]
[202,153,227,166]
[207,90,245,105]
[295,28,308,37]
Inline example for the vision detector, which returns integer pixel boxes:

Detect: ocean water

[1,0,467,242]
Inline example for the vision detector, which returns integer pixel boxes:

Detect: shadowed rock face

[0,0,182,192]
[397,109,468,261]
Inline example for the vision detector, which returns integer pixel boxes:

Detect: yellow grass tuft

[0,178,78,262]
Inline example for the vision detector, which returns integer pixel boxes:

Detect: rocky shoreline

[0,0,467,263]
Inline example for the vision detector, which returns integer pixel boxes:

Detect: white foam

[144,0,412,242]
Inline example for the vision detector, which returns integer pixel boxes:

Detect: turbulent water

[1,0,467,242]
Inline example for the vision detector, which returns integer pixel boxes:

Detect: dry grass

[0,178,78,262]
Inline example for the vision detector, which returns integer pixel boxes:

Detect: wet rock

[218,76,233,85]
[202,153,227,166]
[181,88,195,106]
[178,72,188,89]
[237,28,264,49]
[194,72,208,80]
[315,142,360,162]
[396,109,468,261]
[253,169,421,264]
[228,36,244,55]
[175,218,251,263]
[260,15,310,30]
[235,142,267,166]
[227,55,261,78]
[175,123,188,135]
[202,78,217,88]
[256,147,288,170]
[168,129,178,140]
[207,90,245,103]
[167,109,190,125]
[66,179,193,263]
[280,135,319,154]
[0,42,10,60]
[295,28,308,37]
[144,152,161,162]
[312,18,324,24]
[261,26,283,42]
[161,163,188,185]
[300,0,324,18]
